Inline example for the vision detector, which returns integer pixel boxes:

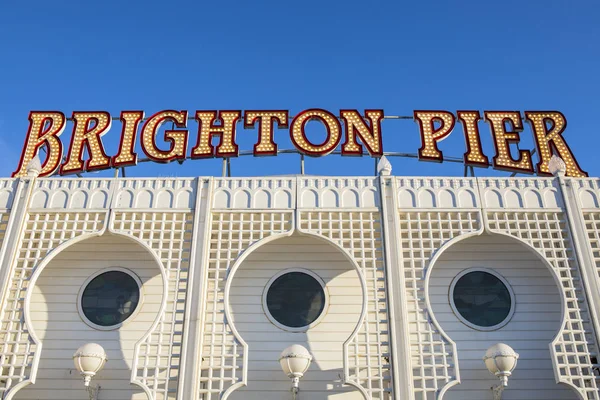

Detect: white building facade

[0,167,599,399]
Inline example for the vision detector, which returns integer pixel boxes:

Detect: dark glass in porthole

[81,271,140,327]
[266,272,325,328]
[452,271,512,328]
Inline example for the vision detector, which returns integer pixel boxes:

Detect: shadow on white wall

[16,234,164,400]
[227,234,366,400]
[428,234,579,400]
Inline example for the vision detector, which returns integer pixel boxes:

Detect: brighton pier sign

[12,109,587,178]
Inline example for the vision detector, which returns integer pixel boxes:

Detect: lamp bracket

[492,383,505,400]
[86,384,101,400]
[291,377,300,400]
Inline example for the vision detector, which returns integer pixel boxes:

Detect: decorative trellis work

[0,178,16,252]
[110,211,193,400]
[0,213,11,252]
[398,211,481,400]
[0,211,106,397]
[298,210,392,399]
[584,212,600,282]
[0,178,17,212]
[487,211,600,400]
[199,211,294,400]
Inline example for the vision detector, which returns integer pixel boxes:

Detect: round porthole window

[78,268,142,330]
[263,269,328,332]
[450,268,515,331]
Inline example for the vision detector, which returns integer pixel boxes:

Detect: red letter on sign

[245,110,288,156]
[414,110,455,162]
[340,109,384,156]
[113,111,144,168]
[192,111,242,158]
[457,110,489,168]
[525,111,588,177]
[60,111,112,175]
[290,109,341,156]
[140,110,188,163]
[12,111,66,177]
[484,111,534,174]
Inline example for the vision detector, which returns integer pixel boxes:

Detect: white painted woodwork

[429,234,579,400]
[16,234,164,400]
[1,175,600,399]
[227,235,364,399]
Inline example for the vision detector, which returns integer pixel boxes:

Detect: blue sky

[0,0,598,178]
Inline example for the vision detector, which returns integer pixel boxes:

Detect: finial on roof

[377,155,392,176]
[26,154,42,178]
[548,155,566,177]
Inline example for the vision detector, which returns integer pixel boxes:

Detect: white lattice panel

[478,177,562,209]
[0,213,10,249]
[30,178,113,209]
[582,210,600,397]
[0,179,17,210]
[114,178,197,210]
[212,178,295,209]
[574,178,600,209]
[297,177,379,208]
[396,177,479,209]
[395,176,562,210]
[298,210,392,399]
[199,211,294,399]
[110,211,193,400]
[29,177,197,211]
[487,211,600,399]
[0,211,106,397]
[397,211,481,399]
[584,212,600,282]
